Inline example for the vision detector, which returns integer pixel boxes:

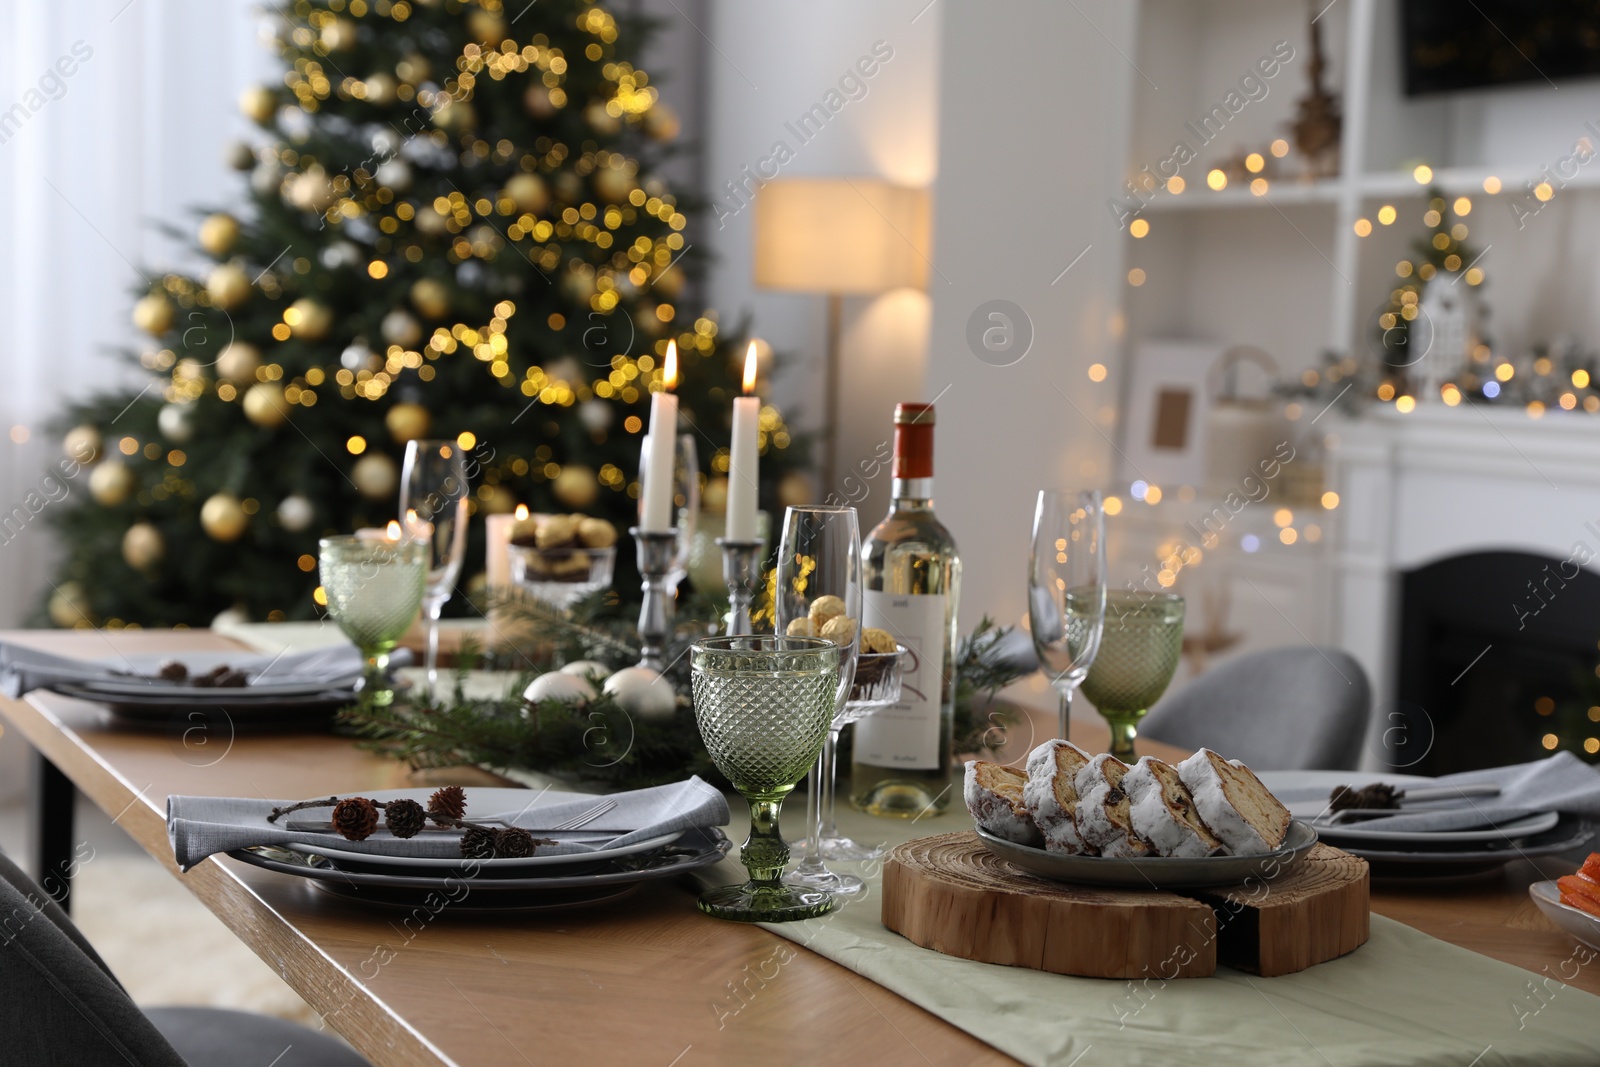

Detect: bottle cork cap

[892,402,934,478]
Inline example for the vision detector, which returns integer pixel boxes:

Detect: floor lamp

[753,179,931,490]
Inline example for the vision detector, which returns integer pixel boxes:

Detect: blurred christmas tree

[43,0,807,629]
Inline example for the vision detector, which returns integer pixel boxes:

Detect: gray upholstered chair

[0,848,368,1067]
[1139,645,1371,770]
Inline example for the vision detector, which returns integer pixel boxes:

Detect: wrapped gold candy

[785,617,816,638]
[808,594,847,630]
[820,615,857,646]
[861,627,897,654]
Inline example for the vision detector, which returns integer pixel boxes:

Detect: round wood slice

[880,832,1369,980]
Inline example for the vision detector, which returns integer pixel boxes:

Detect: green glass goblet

[318,535,427,707]
[1079,591,1185,761]
[691,635,840,923]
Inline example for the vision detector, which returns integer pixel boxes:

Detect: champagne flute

[399,439,469,686]
[1028,490,1108,742]
[774,505,862,896]
[691,635,840,922]
[1080,591,1186,761]
[318,535,427,707]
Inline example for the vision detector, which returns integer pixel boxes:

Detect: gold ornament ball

[505,173,549,214]
[778,470,814,509]
[467,9,507,44]
[594,166,633,204]
[552,464,599,510]
[585,101,622,136]
[122,522,165,570]
[396,54,431,84]
[132,293,174,336]
[242,382,290,428]
[48,582,94,628]
[645,103,681,142]
[288,166,336,213]
[216,342,261,382]
[353,453,399,500]
[198,213,240,255]
[238,85,277,124]
[363,72,397,106]
[320,17,358,51]
[289,298,333,340]
[206,263,252,310]
[414,205,449,236]
[385,402,431,443]
[410,278,451,319]
[480,484,518,515]
[524,84,557,117]
[381,308,423,347]
[225,141,257,171]
[201,492,249,542]
[433,100,474,132]
[89,460,137,507]
[63,425,102,464]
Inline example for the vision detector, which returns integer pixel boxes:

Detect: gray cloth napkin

[1334,752,1600,832]
[0,642,367,698]
[167,777,729,871]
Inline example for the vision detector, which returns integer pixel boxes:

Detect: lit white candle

[639,341,679,532]
[726,341,760,542]
[356,521,404,542]
[485,503,527,588]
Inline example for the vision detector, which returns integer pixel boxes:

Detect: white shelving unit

[1104,0,1600,690]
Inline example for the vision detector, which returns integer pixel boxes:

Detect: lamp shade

[753,178,931,294]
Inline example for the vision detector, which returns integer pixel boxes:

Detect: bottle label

[854,590,946,770]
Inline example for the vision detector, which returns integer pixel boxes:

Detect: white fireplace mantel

[1324,404,1600,758]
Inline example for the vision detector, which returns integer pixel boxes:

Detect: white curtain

[0,0,270,629]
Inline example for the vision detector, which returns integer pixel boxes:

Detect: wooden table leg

[30,748,75,912]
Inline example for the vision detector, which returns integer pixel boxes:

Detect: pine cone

[493,828,537,858]
[428,785,467,825]
[460,825,498,859]
[331,797,379,841]
[383,799,427,839]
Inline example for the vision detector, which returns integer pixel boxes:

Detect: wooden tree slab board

[881,832,1369,980]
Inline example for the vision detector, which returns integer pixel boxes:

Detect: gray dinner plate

[1343,816,1593,878]
[975,820,1319,889]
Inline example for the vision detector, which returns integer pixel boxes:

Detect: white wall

[922,0,1137,633]
[701,0,942,505]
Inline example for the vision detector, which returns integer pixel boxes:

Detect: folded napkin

[167,777,729,872]
[1333,752,1600,833]
[0,642,368,698]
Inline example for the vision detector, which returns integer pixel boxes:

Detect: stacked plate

[53,650,361,727]
[1257,770,1591,878]
[229,787,731,913]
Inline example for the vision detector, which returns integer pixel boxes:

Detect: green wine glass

[318,535,427,708]
[1079,591,1185,761]
[691,635,840,923]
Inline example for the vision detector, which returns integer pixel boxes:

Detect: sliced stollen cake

[964,760,1041,845]
[1176,748,1292,856]
[1071,753,1152,858]
[1122,756,1225,858]
[1022,739,1094,853]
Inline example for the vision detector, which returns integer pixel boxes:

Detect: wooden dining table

[2,628,1596,1067]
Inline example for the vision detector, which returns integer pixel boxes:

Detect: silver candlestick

[630,526,679,671]
[716,537,764,636]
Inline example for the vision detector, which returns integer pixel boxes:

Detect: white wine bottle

[851,402,961,817]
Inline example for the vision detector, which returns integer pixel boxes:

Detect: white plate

[974,820,1319,889]
[1529,880,1600,949]
[284,787,684,871]
[77,675,359,698]
[1255,770,1558,845]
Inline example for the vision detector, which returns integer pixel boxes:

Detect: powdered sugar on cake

[1123,756,1222,859]
[1072,753,1150,858]
[963,760,1041,845]
[1022,739,1091,854]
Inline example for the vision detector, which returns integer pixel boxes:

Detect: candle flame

[742,341,758,394]
[514,503,529,520]
[386,520,403,540]
[663,340,678,390]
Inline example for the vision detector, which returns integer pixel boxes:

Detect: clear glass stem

[1106,712,1141,762]
[820,725,843,841]
[743,796,790,886]
[1057,687,1072,743]
[423,596,445,686]
[361,648,394,707]
[794,751,827,876]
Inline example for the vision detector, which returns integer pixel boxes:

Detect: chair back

[1140,645,1371,770]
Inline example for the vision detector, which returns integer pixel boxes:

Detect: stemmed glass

[820,643,906,861]
[399,439,469,686]
[1080,591,1186,761]
[318,535,427,707]
[774,505,863,896]
[691,635,840,922]
[1028,490,1108,743]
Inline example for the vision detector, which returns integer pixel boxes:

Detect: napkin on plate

[167,777,730,871]
[1333,752,1600,833]
[0,642,367,698]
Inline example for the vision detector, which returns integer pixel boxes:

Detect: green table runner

[698,805,1600,1067]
